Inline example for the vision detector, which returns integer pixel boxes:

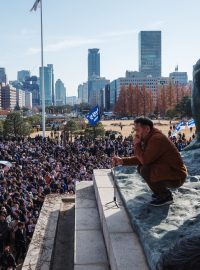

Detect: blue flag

[188,119,195,128]
[86,105,100,126]
[176,121,186,131]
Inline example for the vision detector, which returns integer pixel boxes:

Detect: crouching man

[112,117,187,207]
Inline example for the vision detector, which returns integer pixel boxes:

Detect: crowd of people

[0,124,195,268]
[0,135,133,268]
[168,125,195,151]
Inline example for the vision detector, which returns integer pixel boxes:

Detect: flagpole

[40,0,45,138]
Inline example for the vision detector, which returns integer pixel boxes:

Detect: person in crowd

[15,222,26,264]
[0,213,9,254]
[0,245,16,270]
[112,117,188,206]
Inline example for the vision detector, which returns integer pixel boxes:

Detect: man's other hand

[112,156,123,167]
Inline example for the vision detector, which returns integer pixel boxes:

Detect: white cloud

[27,37,104,54]
[104,29,138,37]
[145,20,165,30]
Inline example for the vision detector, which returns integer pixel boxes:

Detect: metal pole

[113,168,117,202]
[40,0,45,137]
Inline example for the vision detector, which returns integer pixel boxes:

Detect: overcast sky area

[1,0,200,95]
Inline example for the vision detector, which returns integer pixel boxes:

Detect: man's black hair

[134,117,153,129]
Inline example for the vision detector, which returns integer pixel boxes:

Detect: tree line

[0,112,105,140]
[114,83,192,118]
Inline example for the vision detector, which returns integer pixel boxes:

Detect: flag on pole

[188,119,195,128]
[86,105,100,126]
[175,121,186,132]
[30,0,41,11]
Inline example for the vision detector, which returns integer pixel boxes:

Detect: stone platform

[113,166,200,270]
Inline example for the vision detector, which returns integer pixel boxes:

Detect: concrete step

[93,169,149,270]
[74,181,109,270]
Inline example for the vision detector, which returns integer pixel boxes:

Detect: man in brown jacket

[112,117,187,206]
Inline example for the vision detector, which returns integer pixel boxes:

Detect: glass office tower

[139,31,161,77]
[88,49,100,80]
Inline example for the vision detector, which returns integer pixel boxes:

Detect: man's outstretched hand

[112,156,123,167]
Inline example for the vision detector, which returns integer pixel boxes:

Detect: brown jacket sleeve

[134,136,166,165]
[122,156,141,166]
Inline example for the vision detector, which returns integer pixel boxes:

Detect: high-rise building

[110,71,160,107]
[88,76,110,107]
[103,84,111,111]
[66,96,78,106]
[78,82,88,104]
[1,85,17,110]
[110,80,117,110]
[47,64,55,105]
[25,91,33,109]
[17,70,30,82]
[16,89,25,108]
[0,68,7,84]
[125,70,144,78]
[88,49,100,80]
[55,79,66,106]
[139,31,161,77]
[39,65,53,106]
[169,71,188,85]
[28,76,40,107]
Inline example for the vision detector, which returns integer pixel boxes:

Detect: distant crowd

[168,125,195,151]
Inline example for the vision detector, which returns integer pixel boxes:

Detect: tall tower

[17,70,30,82]
[39,65,53,106]
[47,64,55,105]
[139,31,161,77]
[55,79,66,106]
[88,49,100,80]
[0,68,7,84]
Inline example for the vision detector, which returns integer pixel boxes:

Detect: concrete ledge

[75,181,109,270]
[22,194,61,270]
[93,169,149,270]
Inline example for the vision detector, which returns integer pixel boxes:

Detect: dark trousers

[138,165,185,199]
[15,244,26,264]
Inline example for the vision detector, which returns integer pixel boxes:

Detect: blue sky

[1,0,200,95]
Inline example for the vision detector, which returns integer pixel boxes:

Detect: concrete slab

[74,265,109,270]
[76,182,96,209]
[75,229,108,265]
[93,169,111,177]
[103,205,132,233]
[75,181,109,269]
[76,196,97,209]
[93,169,149,270]
[94,170,114,188]
[95,185,123,224]
[75,208,101,230]
[110,233,148,270]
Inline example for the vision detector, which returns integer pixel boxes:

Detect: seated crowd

[0,135,132,267]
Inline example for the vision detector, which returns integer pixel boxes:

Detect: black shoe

[152,193,157,199]
[152,190,172,199]
[150,195,173,207]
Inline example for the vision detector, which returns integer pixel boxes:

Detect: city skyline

[0,0,200,95]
